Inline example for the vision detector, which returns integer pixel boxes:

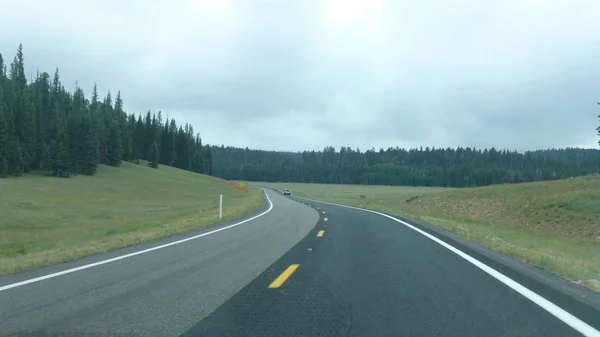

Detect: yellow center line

[324,217,328,222]
[268,264,300,289]
[322,211,326,214]
[317,230,325,237]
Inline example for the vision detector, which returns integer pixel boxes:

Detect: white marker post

[219,194,223,219]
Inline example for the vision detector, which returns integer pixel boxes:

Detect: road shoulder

[0,187,273,288]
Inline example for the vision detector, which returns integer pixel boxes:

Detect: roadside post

[219,194,223,219]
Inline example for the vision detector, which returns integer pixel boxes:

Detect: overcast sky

[1,0,599,152]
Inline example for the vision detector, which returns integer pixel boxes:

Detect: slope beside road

[0,162,263,275]
[1,189,600,336]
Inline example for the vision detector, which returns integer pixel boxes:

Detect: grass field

[256,176,600,292]
[0,162,263,275]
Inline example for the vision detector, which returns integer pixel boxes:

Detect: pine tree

[10,44,36,171]
[192,134,204,173]
[168,119,177,166]
[106,117,123,166]
[46,68,72,177]
[144,111,152,160]
[160,117,170,165]
[0,53,22,177]
[69,85,84,172]
[91,84,99,106]
[150,112,158,160]
[126,113,138,163]
[115,91,130,161]
[71,87,97,175]
[30,71,52,170]
[98,91,112,164]
[133,113,145,162]
[0,78,8,177]
[90,83,101,164]
[77,109,98,175]
[204,145,213,175]
[49,93,70,177]
[48,124,70,177]
[149,140,159,169]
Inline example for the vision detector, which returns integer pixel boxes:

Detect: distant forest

[211,96,600,189]
[211,146,600,188]
[0,45,212,178]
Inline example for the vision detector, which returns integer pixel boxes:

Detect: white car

[283,189,291,196]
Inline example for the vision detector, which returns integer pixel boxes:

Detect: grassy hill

[0,162,263,275]
[257,176,600,292]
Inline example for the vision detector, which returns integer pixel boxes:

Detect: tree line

[2,44,598,186]
[0,44,212,178]
[211,145,600,188]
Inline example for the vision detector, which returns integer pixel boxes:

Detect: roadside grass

[255,177,600,292]
[0,162,263,275]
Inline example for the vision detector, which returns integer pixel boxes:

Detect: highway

[1,188,599,336]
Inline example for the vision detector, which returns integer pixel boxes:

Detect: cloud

[1,0,599,151]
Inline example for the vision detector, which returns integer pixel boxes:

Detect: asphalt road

[0,189,317,336]
[1,189,599,336]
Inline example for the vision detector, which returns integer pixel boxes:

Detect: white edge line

[0,188,274,292]
[294,196,600,337]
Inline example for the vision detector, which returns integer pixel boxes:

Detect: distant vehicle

[283,189,291,196]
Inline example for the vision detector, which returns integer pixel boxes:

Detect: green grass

[256,177,600,292]
[0,162,263,275]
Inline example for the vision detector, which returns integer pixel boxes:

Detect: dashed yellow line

[268,264,300,289]
[307,248,313,251]
[324,217,328,222]
[322,211,326,214]
[317,230,325,237]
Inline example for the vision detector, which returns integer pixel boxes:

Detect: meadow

[0,161,263,274]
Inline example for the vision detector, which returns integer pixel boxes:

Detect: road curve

[0,189,318,336]
[183,194,600,337]
[1,188,599,337]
